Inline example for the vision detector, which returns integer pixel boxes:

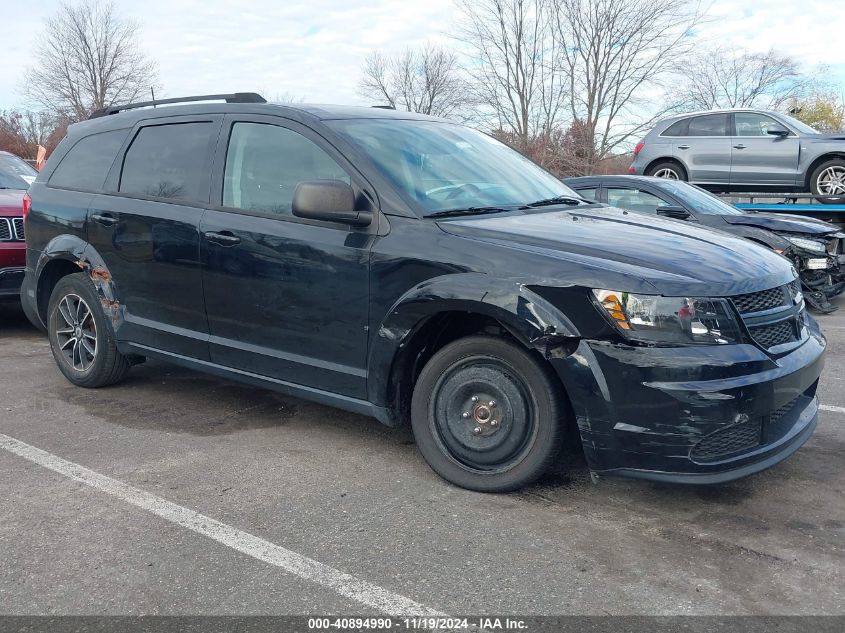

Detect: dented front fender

[367,273,582,413]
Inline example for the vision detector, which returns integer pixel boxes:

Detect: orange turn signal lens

[594,290,631,330]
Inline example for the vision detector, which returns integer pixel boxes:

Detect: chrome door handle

[91,213,118,227]
[204,230,241,246]
[677,144,690,150]
[733,144,747,149]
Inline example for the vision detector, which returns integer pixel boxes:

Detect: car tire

[646,160,687,181]
[411,335,565,492]
[810,158,845,205]
[47,273,130,388]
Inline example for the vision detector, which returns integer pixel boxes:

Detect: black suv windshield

[0,153,37,189]
[328,119,580,215]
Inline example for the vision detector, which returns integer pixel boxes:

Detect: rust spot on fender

[90,267,111,282]
[100,297,121,328]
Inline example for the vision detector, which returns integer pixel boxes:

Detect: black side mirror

[657,205,691,220]
[766,123,790,137]
[292,180,372,227]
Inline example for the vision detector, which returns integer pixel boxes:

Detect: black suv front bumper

[552,317,826,483]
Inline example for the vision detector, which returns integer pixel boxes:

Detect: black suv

[21,93,826,492]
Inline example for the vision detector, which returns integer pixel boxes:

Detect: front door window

[222,122,350,216]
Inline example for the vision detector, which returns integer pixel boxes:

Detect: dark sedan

[566,175,845,313]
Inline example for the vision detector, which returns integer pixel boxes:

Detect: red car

[0,151,35,301]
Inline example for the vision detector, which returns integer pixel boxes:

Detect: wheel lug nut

[491,419,499,427]
[471,396,478,403]
[473,426,482,435]
[488,400,496,407]
[462,412,470,419]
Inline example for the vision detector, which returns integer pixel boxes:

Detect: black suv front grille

[770,397,799,425]
[748,320,798,348]
[729,282,805,351]
[731,286,789,314]
[690,419,763,462]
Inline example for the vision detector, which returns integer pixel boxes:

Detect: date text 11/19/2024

[307,617,529,630]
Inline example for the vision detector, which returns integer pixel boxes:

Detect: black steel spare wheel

[411,335,564,492]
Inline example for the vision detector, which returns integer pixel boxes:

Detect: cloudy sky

[2,0,842,111]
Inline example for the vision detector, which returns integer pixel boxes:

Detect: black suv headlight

[592,290,741,345]
[785,236,826,254]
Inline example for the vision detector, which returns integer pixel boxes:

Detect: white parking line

[0,432,445,618]
[820,404,845,414]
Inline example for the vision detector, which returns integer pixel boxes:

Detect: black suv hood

[723,212,837,236]
[439,206,795,297]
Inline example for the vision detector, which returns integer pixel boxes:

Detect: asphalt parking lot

[1,299,844,618]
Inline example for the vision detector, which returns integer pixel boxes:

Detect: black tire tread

[411,335,566,492]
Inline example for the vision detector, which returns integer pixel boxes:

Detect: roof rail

[88,92,267,119]
[371,105,396,110]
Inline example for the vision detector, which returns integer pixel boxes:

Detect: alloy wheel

[816,166,845,195]
[54,293,98,372]
[653,167,680,180]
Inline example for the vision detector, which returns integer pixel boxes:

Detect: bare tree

[676,47,810,111]
[24,0,158,121]
[551,0,707,174]
[359,46,469,118]
[0,110,66,159]
[455,0,563,151]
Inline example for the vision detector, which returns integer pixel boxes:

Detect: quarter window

[686,114,729,137]
[119,122,213,201]
[606,188,671,215]
[223,122,350,216]
[49,129,129,191]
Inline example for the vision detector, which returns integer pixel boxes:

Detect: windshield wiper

[426,206,513,219]
[523,196,586,208]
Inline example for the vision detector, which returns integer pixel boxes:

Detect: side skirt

[121,342,394,425]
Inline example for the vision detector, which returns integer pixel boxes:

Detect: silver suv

[629,109,845,202]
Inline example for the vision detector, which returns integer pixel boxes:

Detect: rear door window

[49,129,129,191]
[686,114,729,137]
[119,122,213,201]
